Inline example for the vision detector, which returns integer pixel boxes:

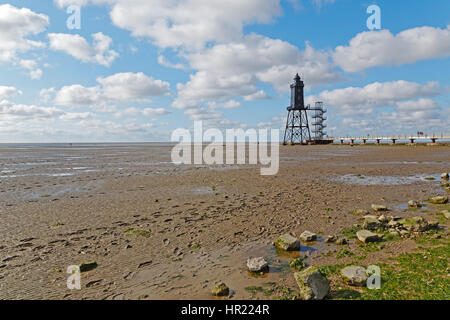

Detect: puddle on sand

[395,203,428,212]
[244,237,334,276]
[330,173,443,186]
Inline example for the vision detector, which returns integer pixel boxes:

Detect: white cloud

[54,72,170,107]
[244,90,270,101]
[40,87,56,102]
[101,0,282,50]
[157,55,188,70]
[0,103,63,120]
[208,100,241,109]
[172,35,340,110]
[97,72,170,101]
[0,86,21,99]
[48,32,119,67]
[172,72,257,110]
[186,35,340,91]
[0,4,48,61]
[0,4,49,78]
[19,59,43,79]
[395,98,438,112]
[54,84,101,107]
[59,112,94,121]
[333,25,450,72]
[307,80,442,116]
[114,107,171,118]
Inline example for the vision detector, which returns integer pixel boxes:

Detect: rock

[300,231,317,242]
[389,229,400,236]
[363,215,383,230]
[212,283,229,296]
[429,196,448,204]
[340,266,368,286]
[445,187,450,193]
[275,233,300,251]
[79,261,98,272]
[428,221,439,229]
[442,173,449,180]
[371,204,387,212]
[325,235,337,243]
[408,200,421,208]
[378,215,388,222]
[441,210,450,219]
[354,209,369,215]
[294,266,330,300]
[336,237,348,245]
[398,217,429,232]
[399,230,410,237]
[246,257,269,273]
[356,230,380,243]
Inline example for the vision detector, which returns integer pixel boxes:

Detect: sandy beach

[0,143,449,300]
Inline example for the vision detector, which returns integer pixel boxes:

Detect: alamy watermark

[66,265,81,290]
[367,4,381,30]
[366,265,381,290]
[171,121,279,176]
[66,5,81,30]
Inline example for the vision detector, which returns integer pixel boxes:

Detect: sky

[0,0,449,142]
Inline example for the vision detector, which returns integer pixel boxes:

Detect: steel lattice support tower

[312,101,327,140]
[283,74,311,145]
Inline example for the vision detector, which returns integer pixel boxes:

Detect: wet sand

[0,144,449,299]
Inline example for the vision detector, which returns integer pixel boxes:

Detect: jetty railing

[330,133,450,144]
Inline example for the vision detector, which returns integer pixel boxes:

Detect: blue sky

[0,0,449,142]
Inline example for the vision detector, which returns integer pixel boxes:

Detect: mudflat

[0,144,449,299]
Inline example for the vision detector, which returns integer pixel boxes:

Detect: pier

[334,133,450,145]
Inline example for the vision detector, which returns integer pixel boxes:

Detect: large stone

[294,266,330,300]
[442,173,449,180]
[356,230,380,243]
[341,266,368,286]
[441,210,450,219]
[246,257,269,273]
[398,217,429,232]
[408,200,421,208]
[275,233,300,251]
[388,220,401,228]
[429,196,448,204]
[363,215,383,230]
[212,283,229,296]
[371,204,387,212]
[354,209,369,215]
[300,231,317,242]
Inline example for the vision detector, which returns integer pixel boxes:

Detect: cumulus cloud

[59,112,94,121]
[0,4,49,78]
[97,72,169,101]
[54,72,170,107]
[306,80,442,116]
[244,90,270,101]
[114,107,171,118]
[99,0,281,50]
[48,32,119,67]
[172,35,340,110]
[19,59,43,79]
[172,72,258,110]
[0,103,63,120]
[0,86,21,99]
[333,25,450,72]
[208,100,241,109]
[186,35,340,91]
